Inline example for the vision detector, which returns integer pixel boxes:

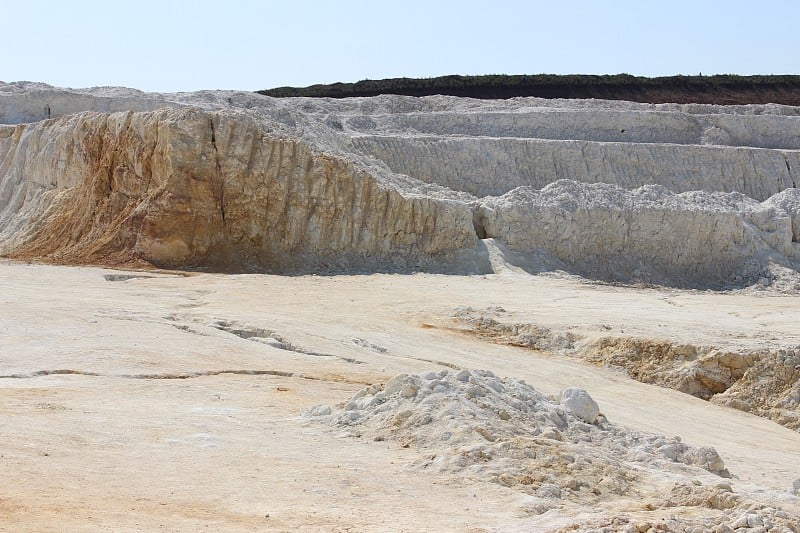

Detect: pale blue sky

[2,0,798,92]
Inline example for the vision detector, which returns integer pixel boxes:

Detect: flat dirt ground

[2,260,800,532]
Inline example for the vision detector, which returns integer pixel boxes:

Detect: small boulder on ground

[560,387,600,424]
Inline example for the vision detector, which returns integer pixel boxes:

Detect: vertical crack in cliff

[472,206,488,239]
[209,118,225,224]
[784,154,796,188]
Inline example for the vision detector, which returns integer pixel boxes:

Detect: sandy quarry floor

[2,260,800,532]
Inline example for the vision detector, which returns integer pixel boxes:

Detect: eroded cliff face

[0,107,476,271]
[1,83,799,287]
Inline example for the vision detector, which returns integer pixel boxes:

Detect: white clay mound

[310,370,731,481]
[306,370,800,530]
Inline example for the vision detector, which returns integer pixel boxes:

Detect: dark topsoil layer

[257,74,800,105]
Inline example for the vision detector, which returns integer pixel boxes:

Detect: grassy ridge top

[257,74,800,105]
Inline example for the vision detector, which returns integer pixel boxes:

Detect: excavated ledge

[351,135,799,199]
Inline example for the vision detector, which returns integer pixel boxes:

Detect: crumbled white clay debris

[570,503,800,533]
[306,404,332,417]
[306,370,733,505]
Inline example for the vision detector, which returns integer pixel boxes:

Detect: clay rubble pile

[306,370,800,532]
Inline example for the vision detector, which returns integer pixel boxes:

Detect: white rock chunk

[560,387,600,424]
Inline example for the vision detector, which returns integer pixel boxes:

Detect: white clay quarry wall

[1,83,799,287]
